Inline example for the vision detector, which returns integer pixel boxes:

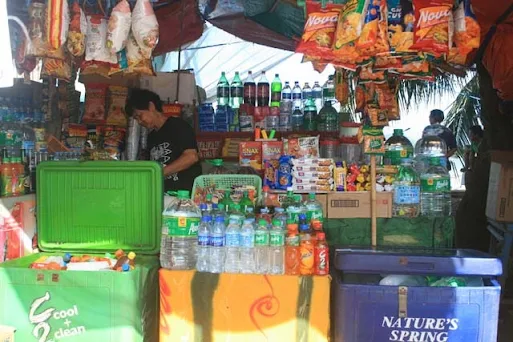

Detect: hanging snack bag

[332,0,367,62]
[335,69,350,104]
[107,0,132,54]
[83,84,108,124]
[106,86,129,127]
[366,105,389,126]
[387,0,415,53]
[85,15,117,64]
[357,0,389,56]
[132,0,159,58]
[363,127,385,154]
[41,57,72,82]
[67,0,87,57]
[47,0,69,49]
[277,155,294,190]
[27,2,47,57]
[125,32,154,75]
[296,1,344,60]
[411,0,454,56]
[375,81,400,120]
[103,127,126,157]
[448,0,480,65]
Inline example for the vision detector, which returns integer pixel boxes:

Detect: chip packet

[106,86,129,127]
[85,15,117,64]
[332,0,366,62]
[47,0,70,49]
[387,0,415,54]
[132,0,159,58]
[363,127,385,154]
[67,0,87,57]
[107,0,132,54]
[448,0,480,65]
[357,0,389,56]
[83,84,108,124]
[284,136,320,158]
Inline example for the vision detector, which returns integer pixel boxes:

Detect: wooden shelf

[196,131,339,139]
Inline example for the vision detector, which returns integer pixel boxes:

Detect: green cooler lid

[37,161,163,254]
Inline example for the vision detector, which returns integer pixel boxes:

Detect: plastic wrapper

[67,0,87,57]
[239,141,262,170]
[411,0,454,56]
[107,0,132,54]
[85,15,117,64]
[83,84,107,124]
[334,162,347,191]
[80,61,111,77]
[277,155,293,190]
[126,117,141,161]
[363,127,385,154]
[132,0,159,58]
[27,2,47,57]
[292,158,334,167]
[293,178,334,186]
[448,0,480,65]
[41,57,71,82]
[125,33,154,75]
[357,0,389,56]
[293,171,333,179]
[106,86,128,127]
[264,159,279,189]
[359,65,386,82]
[335,69,350,104]
[47,0,69,49]
[295,1,343,60]
[15,34,37,74]
[140,126,148,150]
[284,136,320,158]
[366,106,389,126]
[387,0,415,53]
[103,127,126,157]
[292,184,333,192]
[332,0,366,62]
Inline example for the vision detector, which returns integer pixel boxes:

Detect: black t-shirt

[438,126,457,171]
[148,117,202,192]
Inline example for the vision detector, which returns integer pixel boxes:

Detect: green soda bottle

[220,190,233,213]
[217,72,230,106]
[230,72,243,109]
[271,74,282,107]
[240,190,254,214]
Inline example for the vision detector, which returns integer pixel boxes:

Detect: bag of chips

[387,0,415,54]
[41,57,71,82]
[332,0,366,62]
[335,69,350,104]
[106,86,129,127]
[125,32,154,75]
[83,84,108,124]
[85,15,117,64]
[277,155,294,190]
[107,0,132,54]
[284,136,320,158]
[132,0,159,58]
[296,1,343,60]
[448,0,480,65]
[27,2,47,57]
[363,127,385,154]
[47,0,69,49]
[67,0,87,57]
[357,0,389,56]
[411,0,454,56]
[103,126,126,157]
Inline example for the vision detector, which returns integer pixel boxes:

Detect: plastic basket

[192,174,262,199]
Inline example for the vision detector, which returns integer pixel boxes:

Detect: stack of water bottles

[195,190,330,276]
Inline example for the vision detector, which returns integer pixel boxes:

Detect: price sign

[197,138,222,159]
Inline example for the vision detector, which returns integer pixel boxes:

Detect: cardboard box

[327,192,392,218]
[239,141,262,170]
[486,151,513,221]
[275,193,328,218]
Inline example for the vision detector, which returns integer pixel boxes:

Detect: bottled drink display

[161,190,201,270]
[254,219,270,274]
[420,157,451,217]
[257,71,270,107]
[269,219,285,275]
[322,75,335,105]
[281,81,292,102]
[196,215,212,272]
[302,82,312,105]
[271,74,282,107]
[414,124,448,174]
[299,228,314,275]
[210,216,226,273]
[285,223,300,275]
[217,72,230,106]
[240,219,255,273]
[304,193,324,222]
[317,101,339,132]
[292,81,302,110]
[314,232,329,276]
[384,129,414,165]
[312,81,323,111]
[291,107,304,131]
[224,218,241,273]
[230,72,243,109]
[244,71,257,106]
[393,159,421,218]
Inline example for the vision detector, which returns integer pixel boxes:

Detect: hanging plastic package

[85,15,117,64]
[47,0,69,49]
[67,0,87,57]
[107,0,132,54]
[132,0,159,58]
[125,32,155,75]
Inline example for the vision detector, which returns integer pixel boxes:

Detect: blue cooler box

[332,248,502,342]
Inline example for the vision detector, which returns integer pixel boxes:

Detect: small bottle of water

[209,216,226,273]
[224,218,241,273]
[254,219,270,274]
[240,219,255,274]
[269,219,285,275]
[196,215,212,272]
[420,157,451,217]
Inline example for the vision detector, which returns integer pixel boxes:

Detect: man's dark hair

[126,88,163,116]
[430,109,445,123]
[470,125,484,138]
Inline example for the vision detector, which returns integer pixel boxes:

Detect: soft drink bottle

[312,81,323,112]
[269,219,285,275]
[299,230,314,275]
[240,190,254,214]
[240,218,255,273]
[224,218,241,273]
[314,232,329,276]
[229,203,245,226]
[245,206,256,223]
[196,215,212,272]
[304,193,324,223]
[292,81,302,110]
[254,219,270,274]
[244,71,257,106]
[209,216,226,273]
[270,74,282,107]
[285,223,300,275]
[219,190,233,213]
[217,72,230,106]
[257,71,270,107]
[273,207,288,229]
[291,106,304,132]
[230,72,243,109]
[199,203,208,217]
[302,82,312,105]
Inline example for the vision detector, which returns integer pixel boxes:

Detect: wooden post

[371,155,377,247]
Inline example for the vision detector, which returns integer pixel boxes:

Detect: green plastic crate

[192,174,262,199]
[0,161,163,342]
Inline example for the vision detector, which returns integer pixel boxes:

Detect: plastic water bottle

[291,107,304,131]
[302,82,312,106]
[312,81,323,112]
[240,219,255,274]
[196,215,212,272]
[393,159,421,218]
[254,219,270,274]
[304,193,324,223]
[414,125,448,174]
[209,216,226,273]
[161,190,201,270]
[380,275,428,286]
[322,75,335,105]
[420,157,451,217]
[273,207,288,228]
[281,81,292,103]
[292,81,302,110]
[269,219,285,275]
[224,218,241,273]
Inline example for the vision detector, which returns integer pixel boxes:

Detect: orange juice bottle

[299,229,314,276]
[0,157,12,197]
[285,224,300,275]
[14,157,24,195]
[10,157,20,196]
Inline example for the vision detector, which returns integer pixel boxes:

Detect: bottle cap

[275,207,284,213]
[122,264,130,272]
[287,223,298,231]
[299,224,310,232]
[309,193,316,199]
[177,190,190,199]
[316,232,326,240]
[258,219,268,226]
[215,216,225,223]
[272,219,281,227]
[200,203,207,210]
[394,129,404,136]
[128,252,136,260]
[299,213,307,220]
[202,215,212,222]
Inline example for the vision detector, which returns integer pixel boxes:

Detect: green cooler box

[0,161,163,342]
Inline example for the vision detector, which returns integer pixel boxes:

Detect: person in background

[429,109,457,170]
[461,125,484,189]
[126,88,202,193]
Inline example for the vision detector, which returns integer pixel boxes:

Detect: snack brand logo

[29,292,86,342]
[243,148,260,154]
[417,7,451,27]
[382,316,459,342]
[317,249,327,268]
[305,12,339,29]
[435,179,449,190]
[264,147,281,154]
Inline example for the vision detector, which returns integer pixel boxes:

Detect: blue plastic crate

[332,247,502,342]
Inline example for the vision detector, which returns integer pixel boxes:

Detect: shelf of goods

[0,162,162,342]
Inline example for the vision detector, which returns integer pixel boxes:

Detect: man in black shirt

[429,109,457,170]
[126,88,202,192]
